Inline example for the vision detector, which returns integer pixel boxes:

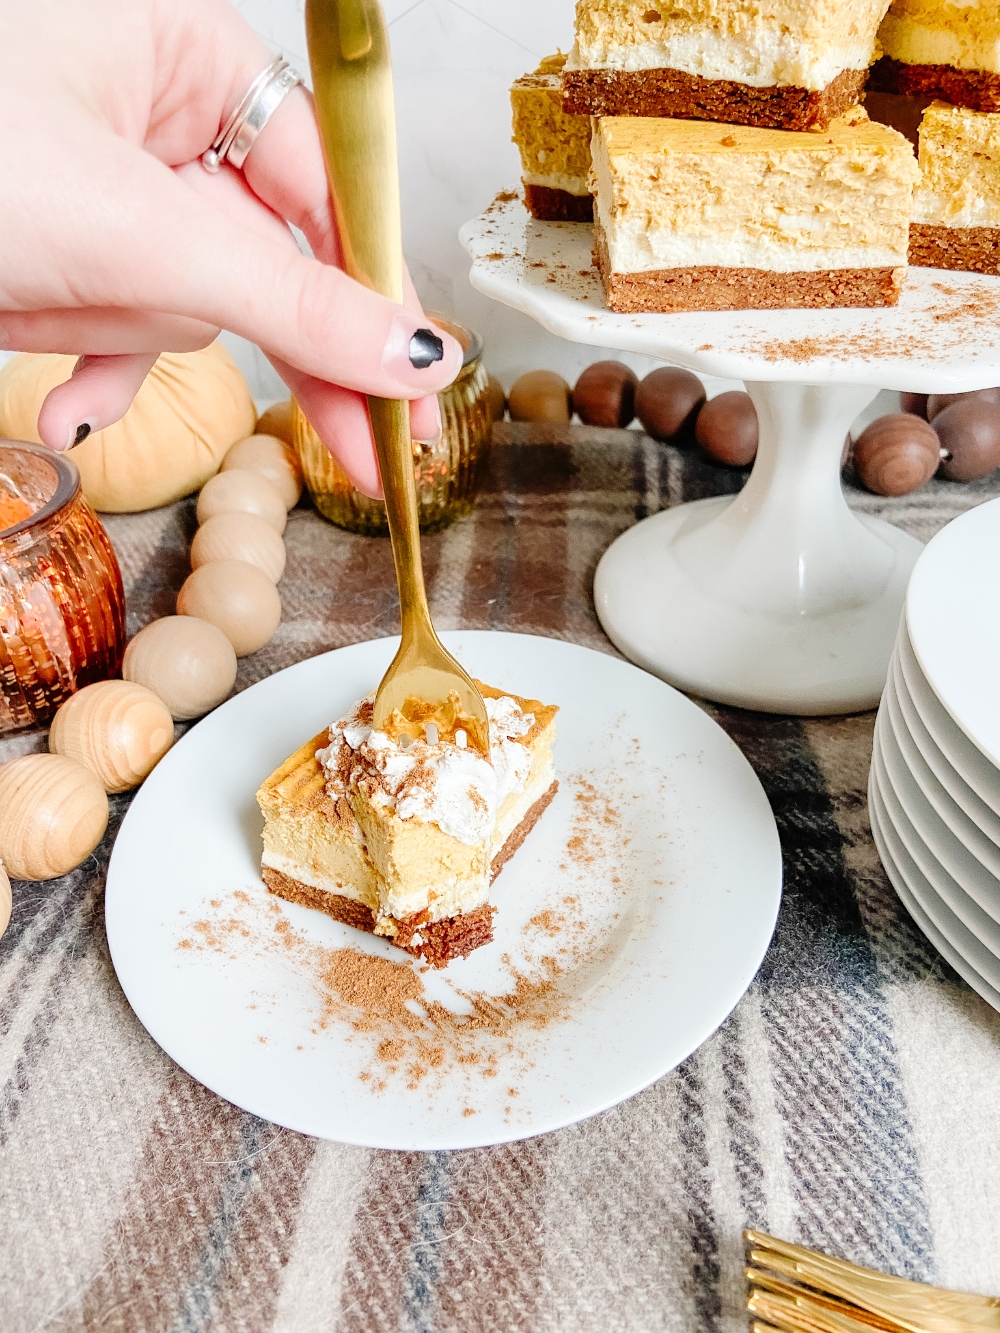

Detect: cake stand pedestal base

[594,382,923,715]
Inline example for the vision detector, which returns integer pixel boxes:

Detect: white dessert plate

[460,195,1000,392]
[874,713,1000,950]
[907,498,1000,769]
[897,625,1000,821]
[890,652,1000,848]
[883,674,1000,891]
[869,773,1000,1012]
[105,632,782,1150]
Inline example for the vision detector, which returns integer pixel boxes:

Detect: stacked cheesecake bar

[512,0,925,311]
[871,0,1000,274]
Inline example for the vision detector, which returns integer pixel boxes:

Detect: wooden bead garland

[0,754,109,880]
[220,434,303,510]
[573,361,637,428]
[635,368,706,444]
[122,617,237,721]
[0,861,10,939]
[508,370,573,423]
[853,415,941,496]
[49,680,175,792]
[191,512,286,583]
[196,468,287,534]
[178,560,282,656]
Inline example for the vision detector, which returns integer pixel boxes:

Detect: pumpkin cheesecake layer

[872,0,1000,112]
[592,112,919,311]
[908,101,1000,273]
[257,684,558,967]
[511,54,593,221]
[564,0,888,129]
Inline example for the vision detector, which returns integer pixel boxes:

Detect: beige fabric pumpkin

[0,341,256,512]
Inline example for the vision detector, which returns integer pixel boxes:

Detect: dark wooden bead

[927,386,1000,420]
[573,361,638,428]
[935,398,1000,481]
[634,367,706,444]
[695,391,758,466]
[899,392,928,419]
[853,414,940,496]
[484,375,506,422]
[508,370,572,423]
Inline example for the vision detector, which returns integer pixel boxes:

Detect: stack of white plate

[869,497,1000,1012]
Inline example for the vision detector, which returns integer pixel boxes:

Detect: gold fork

[306,0,490,755]
[746,1230,1000,1333]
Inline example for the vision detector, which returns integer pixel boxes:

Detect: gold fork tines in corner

[746,1231,1000,1333]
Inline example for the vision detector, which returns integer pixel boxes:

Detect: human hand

[0,0,460,497]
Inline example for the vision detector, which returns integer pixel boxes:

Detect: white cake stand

[460,196,1000,714]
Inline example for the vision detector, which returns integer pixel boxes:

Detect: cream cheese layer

[571,0,888,89]
[879,0,1000,74]
[593,113,918,273]
[522,170,593,195]
[914,101,1000,226]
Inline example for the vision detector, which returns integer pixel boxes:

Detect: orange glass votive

[292,315,492,535]
[0,440,126,733]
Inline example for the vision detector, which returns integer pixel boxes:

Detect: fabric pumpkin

[0,342,256,512]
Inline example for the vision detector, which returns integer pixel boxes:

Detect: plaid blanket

[3,424,1000,1332]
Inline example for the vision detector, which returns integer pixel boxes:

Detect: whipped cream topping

[317,695,535,846]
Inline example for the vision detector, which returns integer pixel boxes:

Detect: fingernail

[383,316,461,387]
[66,420,95,450]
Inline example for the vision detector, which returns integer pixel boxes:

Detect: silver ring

[202,56,303,173]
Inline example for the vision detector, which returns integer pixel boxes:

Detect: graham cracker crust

[562,65,865,130]
[524,183,593,222]
[595,215,903,311]
[869,58,1000,113]
[909,223,1000,276]
[491,780,559,882]
[262,866,377,931]
[261,778,559,967]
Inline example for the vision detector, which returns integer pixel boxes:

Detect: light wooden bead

[255,399,294,447]
[508,370,572,423]
[196,469,286,534]
[123,616,237,720]
[177,559,281,656]
[191,512,286,583]
[0,754,109,880]
[0,861,10,939]
[221,434,302,510]
[49,680,175,792]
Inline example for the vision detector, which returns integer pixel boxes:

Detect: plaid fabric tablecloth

[3,424,1000,1333]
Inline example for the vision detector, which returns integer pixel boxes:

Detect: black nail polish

[408,328,445,370]
[74,423,91,445]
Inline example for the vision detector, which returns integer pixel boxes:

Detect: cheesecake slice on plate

[257,683,558,967]
[592,109,919,311]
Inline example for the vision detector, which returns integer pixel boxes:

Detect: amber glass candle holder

[0,440,126,733]
[293,315,492,535]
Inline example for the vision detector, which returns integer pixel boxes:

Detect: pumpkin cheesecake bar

[909,102,1000,274]
[592,110,919,311]
[871,0,1000,113]
[511,53,593,221]
[563,0,889,130]
[257,684,558,967]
